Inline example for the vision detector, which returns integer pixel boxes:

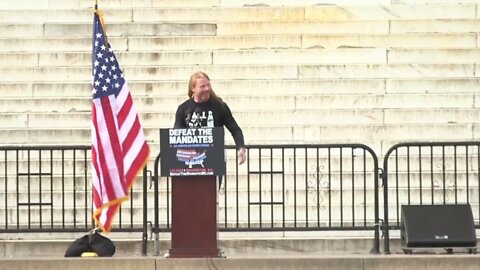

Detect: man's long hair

[188,71,223,105]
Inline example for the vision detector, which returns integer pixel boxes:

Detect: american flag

[91,11,150,233]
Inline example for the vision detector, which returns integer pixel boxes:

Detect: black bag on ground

[64,235,90,257]
[64,231,116,257]
[88,231,116,257]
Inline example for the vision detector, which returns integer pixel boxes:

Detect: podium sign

[159,127,224,258]
[160,127,225,177]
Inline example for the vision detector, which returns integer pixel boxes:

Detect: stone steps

[0,64,477,82]
[1,34,476,53]
[1,18,479,38]
[0,93,475,112]
[4,49,480,68]
[0,124,477,145]
[0,5,476,23]
[1,78,478,98]
[2,109,480,130]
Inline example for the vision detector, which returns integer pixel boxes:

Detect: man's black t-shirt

[174,98,245,148]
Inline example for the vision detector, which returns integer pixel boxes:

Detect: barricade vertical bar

[383,148,390,254]
[153,154,160,256]
[61,150,65,228]
[270,148,274,228]
[418,146,423,204]
[84,149,89,228]
[407,147,411,205]
[247,148,251,228]
[281,147,285,228]
[363,149,367,227]
[305,148,308,227]
[466,146,469,202]
[442,146,446,203]
[454,146,458,204]
[27,149,31,228]
[3,150,7,229]
[258,148,262,228]
[328,147,332,227]
[236,149,240,228]
[50,150,54,228]
[395,150,399,224]
[293,148,297,227]
[72,149,77,227]
[316,147,320,227]
[340,148,343,227]
[351,148,355,226]
[39,150,43,228]
[142,166,147,256]
[478,145,480,220]
[15,150,19,229]
[430,146,434,205]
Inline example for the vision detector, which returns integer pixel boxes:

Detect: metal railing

[0,145,149,253]
[382,141,480,253]
[4,141,479,255]
[152,144,380,254]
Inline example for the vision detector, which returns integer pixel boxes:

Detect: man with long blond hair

[174,71,246,164]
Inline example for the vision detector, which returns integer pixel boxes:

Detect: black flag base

[64,228,116,257]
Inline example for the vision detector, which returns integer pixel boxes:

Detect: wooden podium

[159,128,225,258]
[169,175,219,258]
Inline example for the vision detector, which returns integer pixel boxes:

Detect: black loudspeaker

[401,204,477,249]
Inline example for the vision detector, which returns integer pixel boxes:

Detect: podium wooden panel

[169,175,219,258]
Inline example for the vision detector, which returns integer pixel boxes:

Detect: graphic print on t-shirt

[186,110,213,128]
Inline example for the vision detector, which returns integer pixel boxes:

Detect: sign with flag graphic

[91,10,150,233]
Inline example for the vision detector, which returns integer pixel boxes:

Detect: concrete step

[0,22,216,38]
[2,254,480,270]
[0,93,475,113]
[1,5,474,23]
[0,51,213,67]
[0,123,477,145]
[0,34,475,53]
[0,78,386,98]
[216,19,480,35]
[1,230,382,258]
[137,5,475,22]
[2,108,479,131]
[216,21,389,35]
[388,49,480,64]
[0,0,220,9]
[0,37,126,52]
[2,78,478,98]
[5,48,480,68]
[384,109,480,124]
[0,109,385,128]
[0,64,475,82]
[1,48,396,67]
[303,33,477,49]
[2,19,477,39]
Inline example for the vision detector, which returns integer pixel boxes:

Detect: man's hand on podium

[238,147,246,165]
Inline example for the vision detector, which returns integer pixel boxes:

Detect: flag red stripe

[93,110,117,205]
[122,115,141,154]
[125,142,149,187]
[100,96,127,192]
[117,92,133,127]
